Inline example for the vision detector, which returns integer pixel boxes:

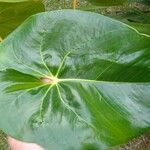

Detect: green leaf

[0,10,150,150]
[0,1,45,39]
[128,23,150,35]
[132,0,150,6]
[107,10,150,35]
[0,0,34,2]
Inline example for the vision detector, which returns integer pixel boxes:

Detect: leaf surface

[0,10,150,150]
[108,11,150,35]
[0,1,45,39]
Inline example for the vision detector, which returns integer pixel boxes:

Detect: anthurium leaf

[131,0,150,5]
[0,1,45,39]
[0,10,150,150]
[128,23,150,35]
[108,11,150,35]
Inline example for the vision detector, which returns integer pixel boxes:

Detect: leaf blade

[0,10,149,149]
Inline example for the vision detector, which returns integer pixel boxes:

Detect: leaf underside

[0,10,150,150]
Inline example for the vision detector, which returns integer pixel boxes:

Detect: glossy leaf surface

[0,1,45,39]
[0,10,150,150]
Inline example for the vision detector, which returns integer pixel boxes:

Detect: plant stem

[73,0,77,9]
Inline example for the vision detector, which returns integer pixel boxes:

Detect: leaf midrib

[5,78,150,94]
[58,78,150,84]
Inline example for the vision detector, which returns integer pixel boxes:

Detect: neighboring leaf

[0,0,33,2]
[132,0,150,5]
[0,10,150,150]
[0,1,45,39]
[128,23,150,35]
[108,10,150,35]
